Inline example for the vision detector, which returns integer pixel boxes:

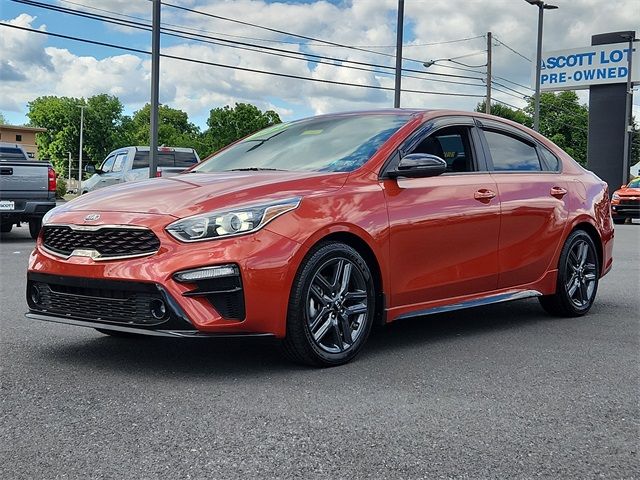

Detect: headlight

[612,193,620,201]
[166,197,301,242]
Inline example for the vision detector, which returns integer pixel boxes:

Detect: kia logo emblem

[84,213,101,221]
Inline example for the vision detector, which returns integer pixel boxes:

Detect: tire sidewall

[557,231,600,316]
[289,242,376,366]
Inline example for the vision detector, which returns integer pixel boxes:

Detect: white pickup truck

[0,143,56,238]
[82,146,200,194]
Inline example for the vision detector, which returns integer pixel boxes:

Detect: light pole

[78,105,85,187]
[525,0,558,132]
[394,0,405,108]
[149,0,161,178]
[621,34,636,183]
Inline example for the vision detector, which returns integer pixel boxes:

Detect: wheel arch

[568,220,604,275]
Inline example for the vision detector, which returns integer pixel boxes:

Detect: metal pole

[486,32,492,114]
[533,5,544,131]
[149,0,161,178]
[393,0,404,108]
[621,36,635,183]
[68,151,71,187]
[78,105,84,186]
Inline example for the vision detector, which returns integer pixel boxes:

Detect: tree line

[24,94,281,177]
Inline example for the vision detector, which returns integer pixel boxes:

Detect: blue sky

[1,0,638,130]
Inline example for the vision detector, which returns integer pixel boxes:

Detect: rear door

[476,119,569,288]
[383,116,501,307]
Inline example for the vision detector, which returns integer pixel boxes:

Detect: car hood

[617,187,640,196]
[60,171,349,218]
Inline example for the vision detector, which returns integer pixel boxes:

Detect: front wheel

[282,242,376,367]
[612,217,625,225]
[538,230,600,317]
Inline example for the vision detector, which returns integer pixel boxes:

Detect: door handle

[550,186,567,198]
[474,189,496,201]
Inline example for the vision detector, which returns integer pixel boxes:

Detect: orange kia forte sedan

[27,110,614,366]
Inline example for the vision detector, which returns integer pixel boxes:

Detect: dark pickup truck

[0,143,57,239]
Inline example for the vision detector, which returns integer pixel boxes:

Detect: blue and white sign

[536,43,639,91]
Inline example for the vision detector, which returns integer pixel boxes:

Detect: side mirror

[85,164,96,174]
[388,153,447,179]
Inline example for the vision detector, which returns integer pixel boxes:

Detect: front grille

[619,198,640,206]
[43,225,160,259]
[26,274,193,329]
[32,282,163,325]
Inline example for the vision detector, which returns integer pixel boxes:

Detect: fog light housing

[173,264,239,283]
[30,284,42,305]
[149,298,167,320]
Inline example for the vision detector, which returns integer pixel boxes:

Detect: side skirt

[392,290,542,322]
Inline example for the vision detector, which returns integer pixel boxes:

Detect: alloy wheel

[306,257,369,354]
[564,239,598,308]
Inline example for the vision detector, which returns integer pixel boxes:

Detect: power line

[493,36,532,63]
[14,0,487,86]
[0,22,487,99]
[159,0,430,65]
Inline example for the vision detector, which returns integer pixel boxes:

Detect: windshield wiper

[227,167,286,172]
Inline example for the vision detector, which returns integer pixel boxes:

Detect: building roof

[0,124,47,133]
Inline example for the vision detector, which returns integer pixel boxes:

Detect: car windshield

[627,178,640,188]
[192,114,411,173]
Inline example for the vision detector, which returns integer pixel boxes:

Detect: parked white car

[81,146,200,194]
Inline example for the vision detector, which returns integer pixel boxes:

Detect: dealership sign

[535,43,639,91]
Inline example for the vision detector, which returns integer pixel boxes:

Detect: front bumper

[611,201,640,219]
[27,211,303,337]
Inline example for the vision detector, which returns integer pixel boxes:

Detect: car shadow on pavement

[35,299,555,377]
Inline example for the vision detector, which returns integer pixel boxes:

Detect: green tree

[122,103,200,149]
[0,112,7,124]
[527,91,589,166]
[475,101,532,127]
[26,95,126,174]
[203,103,281,155]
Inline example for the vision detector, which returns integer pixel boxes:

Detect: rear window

[0,147,27,160]
[132,151,197,169]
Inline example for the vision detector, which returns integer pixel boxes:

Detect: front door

[383,119,501,308]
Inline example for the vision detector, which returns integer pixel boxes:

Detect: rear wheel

[0,223,12,233]
[282,242,376,367]
[28,218,42,239]
[538,230,599,317]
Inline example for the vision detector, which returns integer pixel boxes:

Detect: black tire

[95,328,145,338]
[0,223,12,233]
[538,230,600,317]
[612,218,626,225]
[282,242,376,367]
[28,218,42,239]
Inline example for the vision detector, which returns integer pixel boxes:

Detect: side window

[410,126,475,173]
[111,153,127,173]
[100,155,116,173]
[484,130,541,171]
[539,146,561,172]
[132,152,150,169]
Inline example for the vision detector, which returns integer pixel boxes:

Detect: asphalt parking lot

[1,224,638,479]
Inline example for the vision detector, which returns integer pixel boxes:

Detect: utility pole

[621,34,635,183]
[486,32,492,114]
[149,0,161,178]
[78,105,85,187]
[393,0,404,108]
